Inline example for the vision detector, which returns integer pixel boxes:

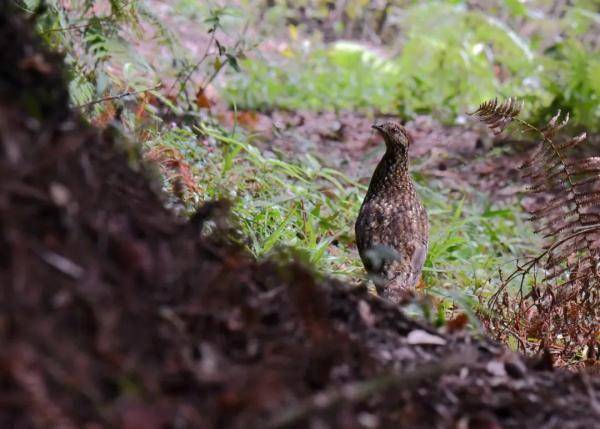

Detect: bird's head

[372,121,411,156]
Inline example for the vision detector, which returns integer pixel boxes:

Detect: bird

[355,121,428,303]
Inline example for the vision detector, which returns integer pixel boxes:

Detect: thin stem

[168,28,216,97]
[73,83,162,109]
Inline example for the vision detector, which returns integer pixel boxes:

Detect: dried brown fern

[470,97,523,135]
[471,99,599,364]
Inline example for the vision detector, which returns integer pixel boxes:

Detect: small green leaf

[226,54,241,72]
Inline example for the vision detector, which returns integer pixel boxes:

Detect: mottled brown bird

[355,122,428,303]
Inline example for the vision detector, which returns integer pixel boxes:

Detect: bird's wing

[411,242,427,272]
[354,213,365,252]
[407,241,427,288]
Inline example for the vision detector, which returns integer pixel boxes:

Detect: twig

[168,29,216,98]
[37,250,85,280]
[169,19,249,109]
[195,23,248,97]
[73,83,162,109]
[488,225,600,307]
[267,351,474,428]
[503,326,528,352]
[41,22,96,35]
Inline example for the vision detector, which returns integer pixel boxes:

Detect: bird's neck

[365,150,411,198]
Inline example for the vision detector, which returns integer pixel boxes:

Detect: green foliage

[144,123,365,274]
[20,0,247,123]
[417,183,536,302]
[538,38,600,130]
[225,2,537,119]
[21,0,164,114]
[226,1,599,129]
[144,122,535,315]
[226,42,400,111]
[394,3,534,119]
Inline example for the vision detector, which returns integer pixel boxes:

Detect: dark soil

[1,4,599,429]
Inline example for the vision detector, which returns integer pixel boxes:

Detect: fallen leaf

[486,360,507,377]
[446,313,469,333]
[237,111,260,128]
[196,88,212,109]
[91,101,116,128]
[406,329,446,346]
[196,84,220,110]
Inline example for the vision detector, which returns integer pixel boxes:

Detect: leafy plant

[225,2,537,120]
[169,6,248,110]
[537,38,600,131]
[226,1,599,129]
[20,0,249,127]
[19,0,163,116]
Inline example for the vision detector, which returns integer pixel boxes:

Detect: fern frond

[557,132,587,151]
[573,175,600,189]
[567,157,600,175]
[528,194,573,220]
[542,110,569,139]
[473,98,600,361]
[576,193,600,207]
[520,143,557,169]
[470,97,522,135]
[526,163,566,183]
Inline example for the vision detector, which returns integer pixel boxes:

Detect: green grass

[144,122,365,276]
[143,121,538,321]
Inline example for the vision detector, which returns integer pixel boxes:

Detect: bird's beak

[371,124,383,132]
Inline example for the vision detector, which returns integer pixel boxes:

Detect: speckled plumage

[355,122,428,303]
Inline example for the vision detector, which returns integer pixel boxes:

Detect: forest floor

[2,3,600,428]
[145,0,529,203]
[136,1,599,215]
[118,2,544,299]
[225,108,528,200]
